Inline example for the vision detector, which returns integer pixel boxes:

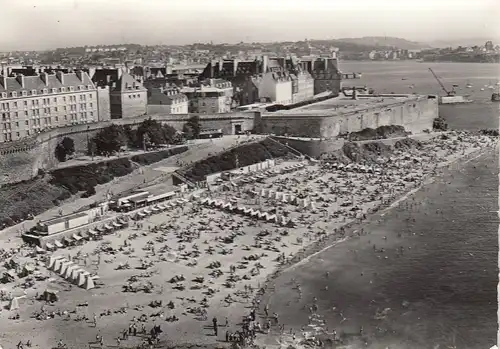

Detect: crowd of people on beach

[0,131,496,349]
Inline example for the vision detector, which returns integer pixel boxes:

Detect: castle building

[0,71,101,143]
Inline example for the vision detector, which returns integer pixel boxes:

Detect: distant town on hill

[1,37,498,65]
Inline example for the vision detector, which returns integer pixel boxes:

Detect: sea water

[262,62,499,348]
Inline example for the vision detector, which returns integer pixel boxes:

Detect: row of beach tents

[46,256,96,290]
[44,218,128,251]
[259,189,316,209]
[234,163,307,186]
[133,198,190,220]
[199,198,295,227]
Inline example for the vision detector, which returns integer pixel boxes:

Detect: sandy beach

[0,131,496,349]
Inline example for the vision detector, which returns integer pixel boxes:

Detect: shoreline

[249,141,496,348]
[0,132,496,349]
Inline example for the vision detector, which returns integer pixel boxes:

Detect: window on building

[25,120,28,125]
[22,91,27,97]
[43,89,48,94]
[53,97,57,102]
[54,107,58,112]
[89,93,93,99]
[16,132,20,137]
[90,111,93,117]
[55,116,58,122]
[1,92,6,98]
[27,130,30,135]
[31,90,37,95]
[90,102,93,108]
[69,87,74,92]
[14,112,18,118]
[64,115,67,120]
[13,102,17,108]
[63,97,66,102]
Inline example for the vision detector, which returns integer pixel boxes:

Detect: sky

[0,0,499,51]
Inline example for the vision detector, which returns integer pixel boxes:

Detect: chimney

[40,72,49,85]
[76,70,83,81]
[352,89,358,100]
[117,68,123,79]
[16,74,25,88]
[56,71,64,85]
[233,59,239,76]
[262,55,269,74]
[0,76,6,89]
[106,75,111,84]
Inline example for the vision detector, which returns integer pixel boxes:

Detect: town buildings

[0,70,100,143]
[181,79,234,114]
[92,68,147,119]
[147,86,189,115]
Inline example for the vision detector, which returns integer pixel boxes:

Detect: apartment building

[0,71,99,143]
[147,87,188,115]
[181,79,233,114]
[92,68,147,119]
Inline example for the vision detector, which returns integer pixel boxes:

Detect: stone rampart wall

[260,96,438,139]
[0,112,257,186]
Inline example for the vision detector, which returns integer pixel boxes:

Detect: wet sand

[255,146,498,349]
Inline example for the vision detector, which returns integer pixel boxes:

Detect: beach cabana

[45,242,56,251]
[52,258,67,273]
[47,255,65,270]
[72,234,82,242]
[58,261,74,276]
[8,297,20,310]
[64,265,79,280]
[88,229,98,237]
[83,275,95,290]
[77,271,91,287]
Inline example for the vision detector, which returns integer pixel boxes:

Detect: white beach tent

[83,274,95,290]
[77,271,91,287]
[54,259,70,274]
[59,261,75,277]
[309,201,316,210]
[282,194,289,203]
[8,297,20,310]
[70,268,85,283]
[275,192,283,200]
[52,258,66,273]
[47,255,65,270]
[64,265,79,280]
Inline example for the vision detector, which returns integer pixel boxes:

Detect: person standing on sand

[264,304,269,317]
[213,316,218,336]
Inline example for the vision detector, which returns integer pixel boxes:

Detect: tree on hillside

[136,119,166,148]
[183,115,201,139]
[123,124,138,148]
[55,137,75,162]
[92,124,127,156]
[162,124,178,144]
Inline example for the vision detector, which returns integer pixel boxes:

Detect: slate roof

[148,88,187,106]
[0,72,94,94]
[92,69,146,93]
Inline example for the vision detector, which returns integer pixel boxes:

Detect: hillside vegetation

[0,146,188,230]
[183,138,292,182]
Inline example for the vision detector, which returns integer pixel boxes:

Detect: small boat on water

[466,80,472,88]
[401,77,408,81]
[480,88,485,91]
